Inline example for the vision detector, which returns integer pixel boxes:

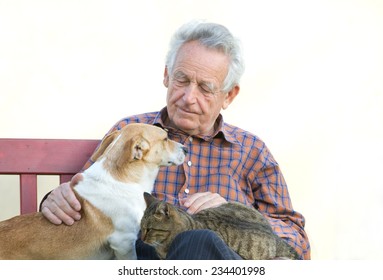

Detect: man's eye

[199,84,212,94]
[199,84,218,96]
[175,78,189,85]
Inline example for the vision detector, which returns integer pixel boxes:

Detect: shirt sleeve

[252,148,311,260]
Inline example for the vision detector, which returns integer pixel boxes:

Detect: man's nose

[183,83,199,103]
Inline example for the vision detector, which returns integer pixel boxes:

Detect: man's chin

[172,118,199,135]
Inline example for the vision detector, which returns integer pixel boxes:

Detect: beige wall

[1,0,382,260]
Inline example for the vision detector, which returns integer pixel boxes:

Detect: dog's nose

[182,146,188,155]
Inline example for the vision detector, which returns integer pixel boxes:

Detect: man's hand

[180,192,227,214]
[40,173,83,225]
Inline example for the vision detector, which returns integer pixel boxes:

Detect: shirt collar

[152,107,238,145]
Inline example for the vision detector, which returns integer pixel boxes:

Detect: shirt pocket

[193,168,253,207]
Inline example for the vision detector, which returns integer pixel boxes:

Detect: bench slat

[0,138,100,214]
[20,174,38,214]
[0,139,99,174]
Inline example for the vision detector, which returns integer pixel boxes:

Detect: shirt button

[187,161,192,167]
[189,137,193,142]
[184,188,190,194]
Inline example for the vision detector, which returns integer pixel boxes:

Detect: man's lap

[136,229,242,260]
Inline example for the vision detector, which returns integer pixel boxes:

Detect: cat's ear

[143,192,157,207]
[157,203,171,218]
[164,203,171,217]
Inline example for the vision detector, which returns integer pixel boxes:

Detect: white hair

[165,20,245,93]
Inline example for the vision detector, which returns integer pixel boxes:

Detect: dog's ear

[131,136,150,160]
[117,135,150,166]
[90,130,120,162]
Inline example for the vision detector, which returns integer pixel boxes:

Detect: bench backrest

[0,139,99,214]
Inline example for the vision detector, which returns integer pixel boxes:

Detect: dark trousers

[136,229,242,260]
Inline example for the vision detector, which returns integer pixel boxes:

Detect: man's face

[164,41,239,136]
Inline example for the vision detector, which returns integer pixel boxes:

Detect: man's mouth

[177,107,198,115]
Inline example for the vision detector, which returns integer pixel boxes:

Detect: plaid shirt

[85,107,310,259]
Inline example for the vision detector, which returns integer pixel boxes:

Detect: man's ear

[163,66,170,88]
[222,85,240,110]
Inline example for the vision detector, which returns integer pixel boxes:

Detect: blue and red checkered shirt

[84,107,311,259]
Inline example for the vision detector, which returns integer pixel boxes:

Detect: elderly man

[40,20,311,260]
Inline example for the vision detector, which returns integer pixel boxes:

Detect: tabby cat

[140,192,299,260]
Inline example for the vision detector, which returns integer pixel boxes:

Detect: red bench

[0,139,99,214]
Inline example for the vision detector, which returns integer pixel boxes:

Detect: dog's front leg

[108,232,138,260]
[114,241,137,260]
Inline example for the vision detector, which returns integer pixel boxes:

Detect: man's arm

[252,161,311,259]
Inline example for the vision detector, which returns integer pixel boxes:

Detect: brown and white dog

[0,123,187,259]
